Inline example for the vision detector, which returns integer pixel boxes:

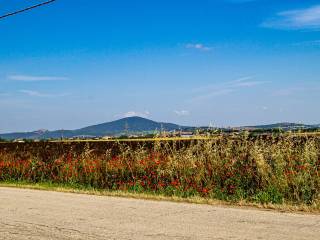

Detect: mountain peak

[0,117,184,140]
[77,117,181,136]
[33,129,49,134]
[114,116,154,122]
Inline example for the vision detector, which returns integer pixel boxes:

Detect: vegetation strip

[0,134,319,211]
[0,181,319,214]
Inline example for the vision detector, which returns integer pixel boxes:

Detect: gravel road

[0,187,319,240]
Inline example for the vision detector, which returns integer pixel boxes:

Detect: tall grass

[0,133,319,206]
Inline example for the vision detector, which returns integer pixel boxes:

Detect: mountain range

[242,122,319,130]
[0,117,319,140]
[0,117,183,140]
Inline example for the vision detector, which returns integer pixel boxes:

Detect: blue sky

[0,0,320,132]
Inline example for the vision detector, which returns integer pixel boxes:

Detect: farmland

[0,133,320,209]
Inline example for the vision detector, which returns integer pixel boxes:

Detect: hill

[1,118,319,140]
[243,122,316,130]
[0,117,183,140]
[74,116,181,136]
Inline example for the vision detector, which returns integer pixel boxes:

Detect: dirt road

[0,187,319,240]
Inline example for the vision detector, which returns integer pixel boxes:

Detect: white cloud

[185,43,212,52]
[230,76,255,83]
[233,81,267,87]
[262,5,320,30]
[228,76,268,87]
[116,111,151,118]
[8,75,69,82]
[19,90,69,98]
[20,90,49,97]
[174,110,190,116]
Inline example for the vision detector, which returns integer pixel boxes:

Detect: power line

[0,0,56,20]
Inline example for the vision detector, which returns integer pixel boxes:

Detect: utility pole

[124,122,129,136]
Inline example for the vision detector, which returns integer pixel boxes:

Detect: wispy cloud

[273,88,297,96]
[191,76,267,102]
[185,43,212,52]
[19,90,69,98]
[8,75,69,82]
[233,80,267,87]
[229,76,254,83]
[291,40,320,47]
[191,89,235,102]
[226,0,257,3]
[228,76,267,87]
[273,84,320,96]
[262,5,320,30]
[194,76,264,92]
[174,110,190,116]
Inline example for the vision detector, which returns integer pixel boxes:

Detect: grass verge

[0,181,319,214]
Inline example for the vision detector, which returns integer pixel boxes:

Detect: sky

[0,0,320,132]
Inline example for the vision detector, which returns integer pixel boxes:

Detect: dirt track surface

[0,187,319,240]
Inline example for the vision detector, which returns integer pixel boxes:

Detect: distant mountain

[243,122,316,130]
[1,119,319,140]
[0,129,50,140]
[74,116,181,136]
[0,117,184,140]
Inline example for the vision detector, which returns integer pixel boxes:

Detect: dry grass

[1,133,319,209]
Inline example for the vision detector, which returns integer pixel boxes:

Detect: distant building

[180,132,194,138]
[102,136,112,140]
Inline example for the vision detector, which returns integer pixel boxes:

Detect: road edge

[0,181,319,215]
